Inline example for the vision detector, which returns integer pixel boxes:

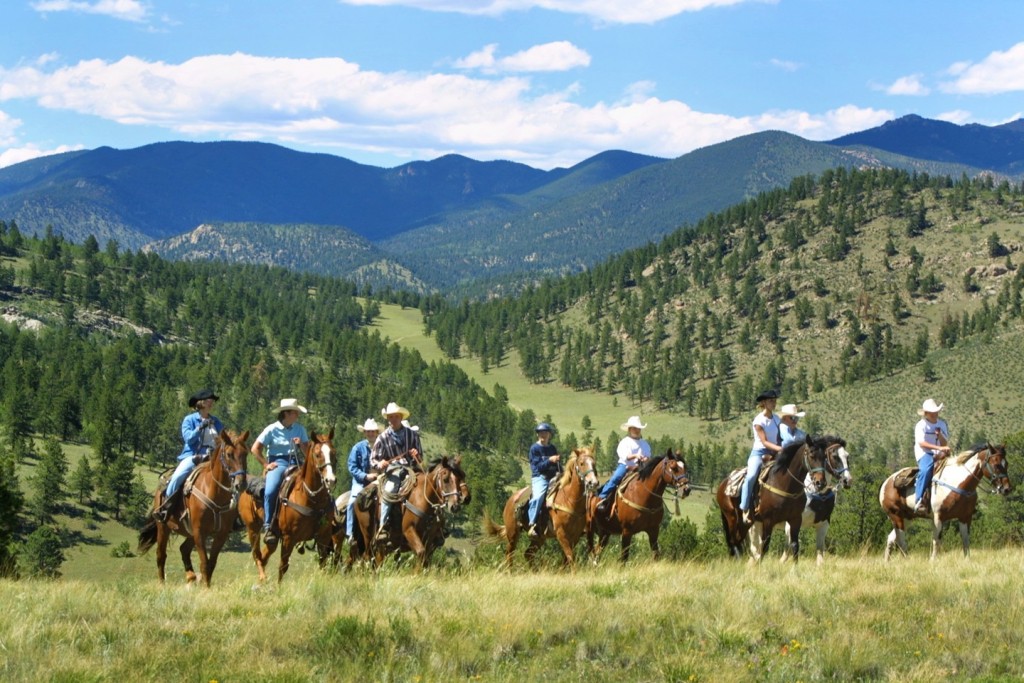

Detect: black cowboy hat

[755,388,780,403]
[188,388,219,408]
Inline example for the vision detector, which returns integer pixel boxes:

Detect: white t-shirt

[616,436,651,469]
[752,412,780,451]
[914,418,949,461]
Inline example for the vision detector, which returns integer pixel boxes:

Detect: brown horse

[484,447,600,569]
[137,429,250,586]
[716,436,830,563]
[351,456,469,570]
[238,428,338,582]
[879,443,1011,560]
[586,450,690,564]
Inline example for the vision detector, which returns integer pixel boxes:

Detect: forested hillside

[0,224,530,576]
[424,168,1024,478]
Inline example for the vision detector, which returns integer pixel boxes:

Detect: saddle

[357,468,417,508]
[182,461,211,498]
[725,466,768,498]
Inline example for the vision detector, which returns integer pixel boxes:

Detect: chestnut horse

[238,428,337,582]
[351,456,469,570]
[879,443,1011,560]
[716,436,830,563]
[782,437,852,565]
[586,450,690,564]
[484,447,599,569]
[137,429,250,586]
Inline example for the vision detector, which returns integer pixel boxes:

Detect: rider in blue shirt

[527,423,560,536]
[252,398,310,544]
[154,388,223,522]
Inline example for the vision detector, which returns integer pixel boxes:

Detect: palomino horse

[586,451,690,563]
[716,436,830,563]
[238,428,337,582]
[782,436,852,565]
[879,443,1011,560]
[351,456,469,570]
[484,447,599,569]
[137,429,250,586]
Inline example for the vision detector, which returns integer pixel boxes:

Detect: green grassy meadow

[3,551,1024,682]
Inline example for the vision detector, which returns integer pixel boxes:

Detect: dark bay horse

[137,429,250,586]
[484,447,599,569]
[351,456,469,571]
[879,444,1011,560]
[782,436,852,565]
[239,428,337,582]
[586,451,690,564]
[716,436,830,563]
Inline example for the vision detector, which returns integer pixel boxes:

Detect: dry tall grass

[2,549,1023,682]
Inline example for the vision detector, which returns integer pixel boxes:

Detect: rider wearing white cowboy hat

[252,398,310,544]
[370,402,423,538]
[344,418,381,542]
[914,398,950,513]
[595,416,651,513]
[778,404,807,447]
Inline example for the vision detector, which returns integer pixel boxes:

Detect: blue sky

[1,0,1022,170]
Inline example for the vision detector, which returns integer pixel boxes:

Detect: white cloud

[0,143,85,169]
[936,110,972,125]
[0,52,891,169]
[31,0,149,22]
[340,0,762,25]
[941,42,1024,95]
[885,74,929,96]
[456,41,590,73]
[769,58,801,73]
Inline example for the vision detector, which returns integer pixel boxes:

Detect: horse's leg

[930,516,943,561]
[619,531,633,563]
[554,524,576,568]
[278,539,294,582]
[179,536,197,584]
[959,521,971,557]
[204,532,230,587]
[815,521,828,566]
[648,527,661,561]
[786,522,800,563]
[155,523,169,582]
[747,523,765,563]
[504,528,519,571]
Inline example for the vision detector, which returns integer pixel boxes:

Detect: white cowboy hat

[778,404,806,418]
[274,398,307,414]
[918,398,944,415]
[401,419,420,432]
[357,418,380,432]
[381,401,411,419]
[620,416,647,431]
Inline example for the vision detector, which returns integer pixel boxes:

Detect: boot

[376,507,391,540]
[595,496,611,515]
[153,489,180,523]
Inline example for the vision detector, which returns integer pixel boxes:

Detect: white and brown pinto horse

[782,436,852,565]
[879,444,1011,560]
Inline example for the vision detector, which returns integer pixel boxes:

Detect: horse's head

[429,455,469,512]
[794,438,829,493]
[822,436,852,489]
[663,450,691,498]
[572,447,600,494]
[308,428,337,490]
[981,443,1012,496]
[219,429,250,510]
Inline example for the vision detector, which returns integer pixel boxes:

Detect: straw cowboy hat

[273,398,307,414]
[188,388,219,408]
[621,416,647,431]
[401,419,420,432]
[917,398,944,416]
[357,418,380,432]
[381,401,411,419]
[778,404,806,418]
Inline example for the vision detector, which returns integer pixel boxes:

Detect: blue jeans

[263,458,291,528]
[528,475,549,525]
[165,457,195,497]
[739,449,767,511]
[346,481,364,537]
[915,453,935,503]
[598,463,629,499]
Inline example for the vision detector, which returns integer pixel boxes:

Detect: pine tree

[28,439,67,523]
[70,455,95,504]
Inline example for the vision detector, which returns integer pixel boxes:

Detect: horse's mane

[813,434,847,449]
[638,452,670,480]
[427,456,466,479]
[768,439,808,475]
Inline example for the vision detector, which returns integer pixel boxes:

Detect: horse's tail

[137,517,158,555]
[480,511,506,543]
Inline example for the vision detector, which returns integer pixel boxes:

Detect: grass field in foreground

[2,549,1022,682]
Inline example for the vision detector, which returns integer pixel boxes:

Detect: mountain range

[0,114,1021,296]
